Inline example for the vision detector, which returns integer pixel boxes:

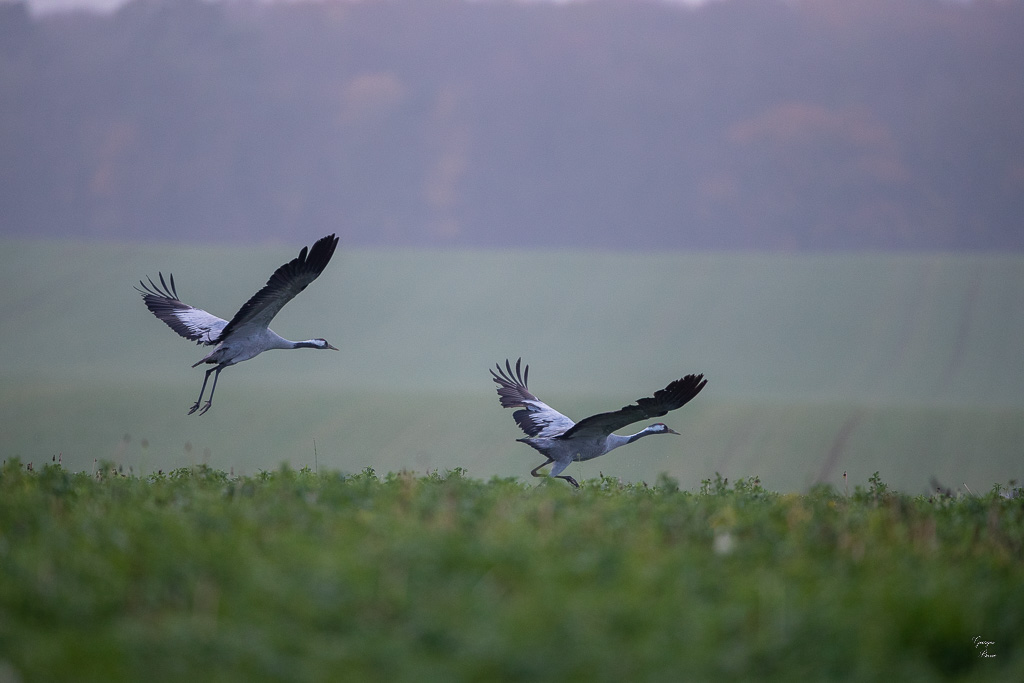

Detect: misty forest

[2,0,1023,250]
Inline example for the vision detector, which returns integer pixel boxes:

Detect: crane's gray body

[492,358,707,487]
[516,432,651,480]
[137,234,340,414]
[192,327,323,369]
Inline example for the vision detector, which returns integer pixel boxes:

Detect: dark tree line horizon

[2,0,1023,250]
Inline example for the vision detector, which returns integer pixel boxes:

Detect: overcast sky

[17,0,126,13]
[20,0,713,16]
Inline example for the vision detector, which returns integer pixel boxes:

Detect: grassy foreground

[1,460,1022,682]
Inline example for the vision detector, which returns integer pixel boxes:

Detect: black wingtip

[492,357,528,389]
[302,234,340,275]
[491,357,537,410]
[136,272,180,301]
[668,373,708,407]
[512,357,528,387]
[625,372,708,419]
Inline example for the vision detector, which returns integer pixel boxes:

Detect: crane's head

[313,338,339,350]
[649,423,680,435]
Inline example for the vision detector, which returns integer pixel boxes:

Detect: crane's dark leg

[197,365,225,416]
[548,459,580,488]
[188,366,217,415]
[531,459,580,488]
[530,459,554,479]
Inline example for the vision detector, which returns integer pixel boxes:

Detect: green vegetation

[1,459,1021,681]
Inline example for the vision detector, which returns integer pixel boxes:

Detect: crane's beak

[327,343,339,351]
[666,427,680,435]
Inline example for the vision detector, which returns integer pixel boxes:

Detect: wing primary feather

[491,357,537,408]
[491,358,576,438]
[162,272,177,300]
[560,373,707,439]
[136,271,228,345]
[218,234,339,340]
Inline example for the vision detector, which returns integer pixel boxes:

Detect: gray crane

[136,234,340,415]
[491,358,707,487]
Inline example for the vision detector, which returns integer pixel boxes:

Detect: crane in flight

[136,234,340,415]
[491,358,706,487]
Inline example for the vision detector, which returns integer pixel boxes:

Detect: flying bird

[491,358,706,488]
[136,234,340,415]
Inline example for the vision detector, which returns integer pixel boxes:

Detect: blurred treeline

[1,0,1022,249]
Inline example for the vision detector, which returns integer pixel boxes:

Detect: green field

[1,239,1022,492]
[1,462,1021,681]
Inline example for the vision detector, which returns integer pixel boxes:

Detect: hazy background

[3,0,1023,249]
[1,0,1022,492]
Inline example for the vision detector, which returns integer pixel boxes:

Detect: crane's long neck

[262,329,323,350]
[604,426,662,453]
[628,425,666,444]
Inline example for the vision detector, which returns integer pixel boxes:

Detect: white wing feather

[135,273,227,345]
[491,358,576,438]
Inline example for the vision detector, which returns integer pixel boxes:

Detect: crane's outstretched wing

[560,373,707,439]
[136,272,227,345]
[491,358,575,438]
[218,234,339,341]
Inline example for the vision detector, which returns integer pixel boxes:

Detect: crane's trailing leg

[189,364,225,415]
[188,366,215,415]
[531,458,581,489]
[530,458,553,479]
[198,365,225,415]
[548,458,581,489]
